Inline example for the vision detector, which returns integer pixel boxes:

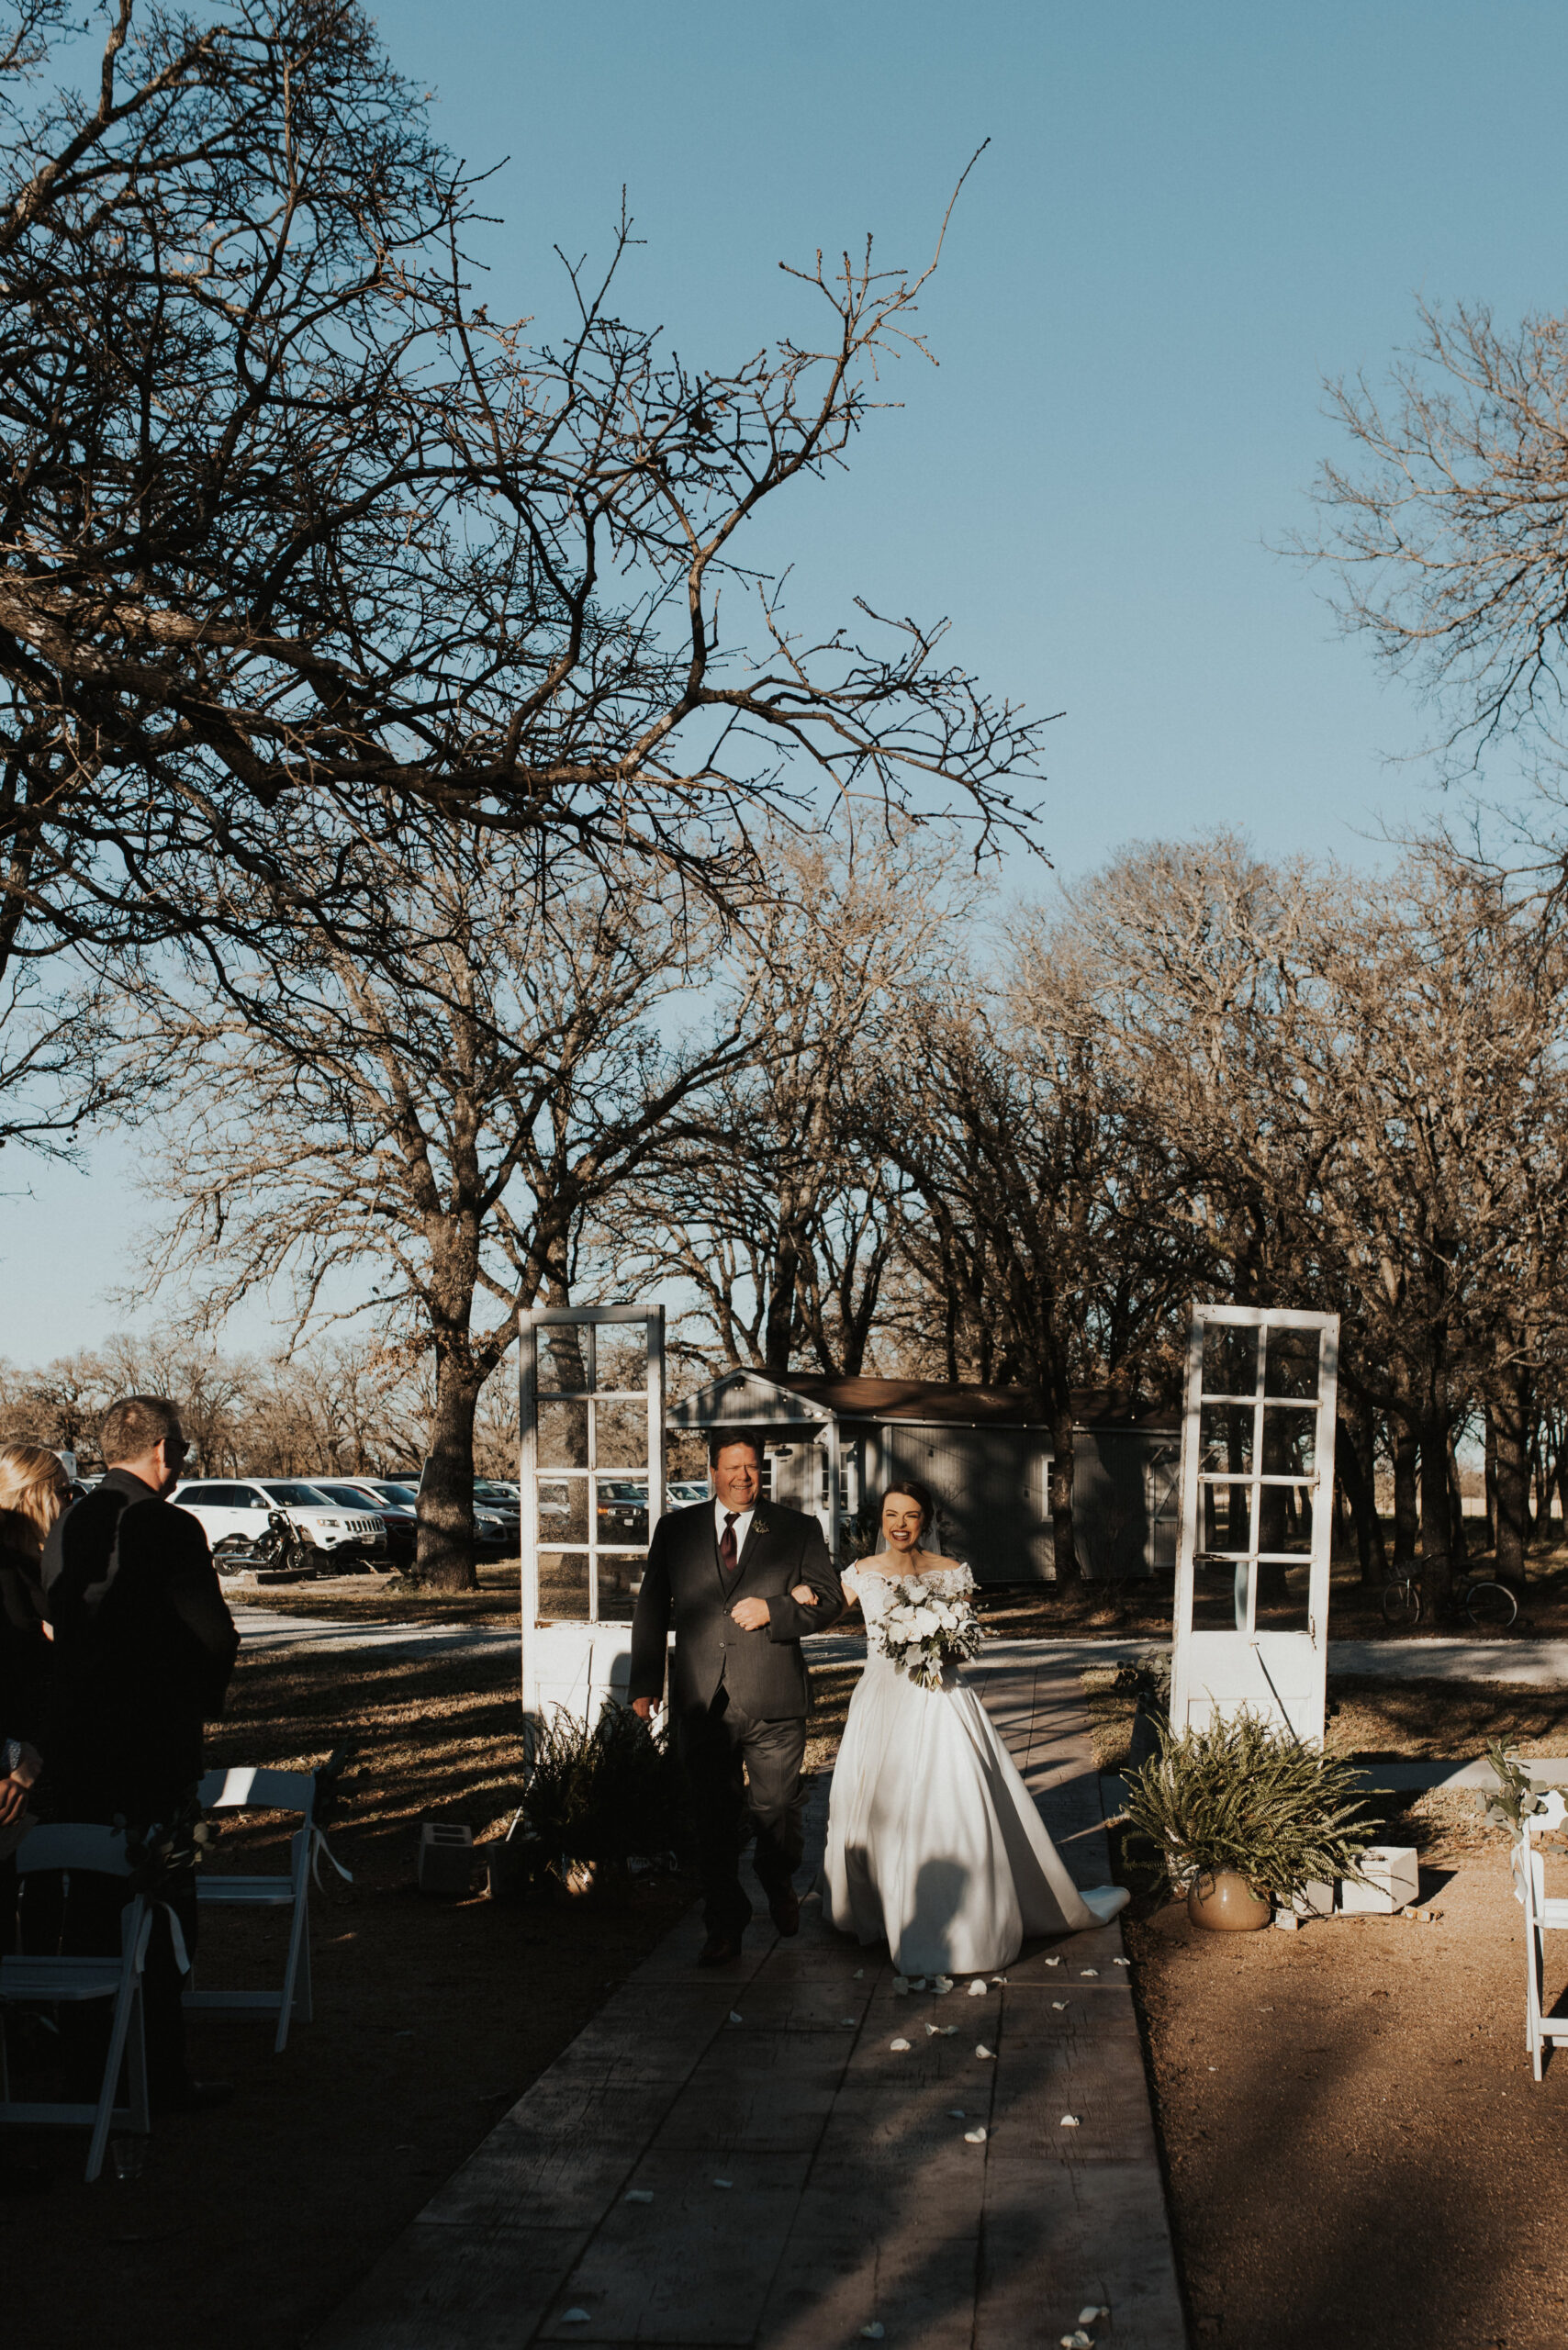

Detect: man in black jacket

[42,1394,239,2108]
[630,1431,843,1964]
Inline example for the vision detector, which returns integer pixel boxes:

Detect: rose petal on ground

[1052,2001,1069,2010]
[1059,2113,1081,2127]
[622,2189,654,2204]
[840,2017,857,2026]
[860,2326,885,2341]
[934,1975,954,1993]
[963,2125,988,2143]
[1114,1957,1130,1966]
[991,1974,1008,1983]
[975,2043,995,2059]
[854,1968,865,1978]
[948,2108,967,2117]
[1081,1968,1099,1977]
[909,1976,927,1989]
[968,1978,988,1995]
[713,2177,734,2189]
[728,2011,744,2024]
[890,2035,912,2051]
[1079,2307,1110,2323]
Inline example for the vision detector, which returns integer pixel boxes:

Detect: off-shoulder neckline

[853,1561,969,1583]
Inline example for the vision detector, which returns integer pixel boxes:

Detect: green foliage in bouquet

[1476,1742,1562,1840]
[523,1701,689,1863]
[1123,1708,1374,1902]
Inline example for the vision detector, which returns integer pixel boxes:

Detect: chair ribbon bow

[310,1825,353,1888]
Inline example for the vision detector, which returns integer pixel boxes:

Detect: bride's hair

[881,1480,935,1536]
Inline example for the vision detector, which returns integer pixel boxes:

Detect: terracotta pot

[559,1856,599,1899]
[1186,1869,1271,1933]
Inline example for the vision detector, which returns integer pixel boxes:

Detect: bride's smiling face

[882,1494,925,1553]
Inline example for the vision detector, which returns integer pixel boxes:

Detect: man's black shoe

[696,1933,744,1967]
[767,1886,801,1937]
[151,2077,235,2114]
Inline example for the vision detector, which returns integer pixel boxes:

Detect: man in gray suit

[630,1430,843,1964]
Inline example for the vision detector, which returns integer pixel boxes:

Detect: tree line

[8,8,1568,1601]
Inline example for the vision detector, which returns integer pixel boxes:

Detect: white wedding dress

[820,1563,1129,1975]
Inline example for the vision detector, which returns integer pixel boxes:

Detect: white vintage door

[1170,1304,1339,1744]
[518,1303,666,1727]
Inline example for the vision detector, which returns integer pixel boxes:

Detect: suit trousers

[57,1865,198,2098]
[676,1688,808,1938]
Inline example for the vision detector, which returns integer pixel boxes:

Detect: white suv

[173,1477,386,1568]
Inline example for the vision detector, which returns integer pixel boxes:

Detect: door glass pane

[1202,1323,1257,1398]
[537,1550,589,1619]
[1200,1403,1254,1474]
[1202,1483,1254,1552]
[597,1477,649,1546]
[1263,1327,1320,1400]
[1193,1556,1249,1631]
[594,1398,649,1469]
[535,1478,588,1543]
[595,1326,648,1393]
[595,1552,644,1620]
[1261,1405,1316,1476]
[1253,1558,1310,1632]
[537,1399,589,1468]
[538,1326,590,1395]
[1257,1485,1313,1554]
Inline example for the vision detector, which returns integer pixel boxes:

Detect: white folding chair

[186,1766,321,2053]
[1513,1803,1568,2080]
[0,1824,152,2182]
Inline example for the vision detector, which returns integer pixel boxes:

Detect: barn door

[1170,1304,1339,1742]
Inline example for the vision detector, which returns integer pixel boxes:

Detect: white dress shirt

[713,1496,756,1556]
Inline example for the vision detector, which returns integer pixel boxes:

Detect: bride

[816,1480,1128,1975]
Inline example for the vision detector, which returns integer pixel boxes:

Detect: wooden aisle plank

[313,1648,1187,2350]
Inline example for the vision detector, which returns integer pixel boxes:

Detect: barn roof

[666,1369,1178,1433]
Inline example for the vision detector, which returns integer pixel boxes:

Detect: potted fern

[1124,1709,1373,1930]
[522,1701,687,1895]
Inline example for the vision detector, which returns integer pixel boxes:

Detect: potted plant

[1123,1708,1373,1930]
[521,1701,688,1896]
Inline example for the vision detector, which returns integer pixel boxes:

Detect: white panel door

[1170,1305,1339,1744]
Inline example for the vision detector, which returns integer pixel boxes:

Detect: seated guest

[0,1442,63,1905]
[42,1395,239,2110]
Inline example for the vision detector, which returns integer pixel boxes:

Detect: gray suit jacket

[629,1499,843,1719]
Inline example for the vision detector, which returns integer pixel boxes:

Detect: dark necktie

[720,1511,739,1577]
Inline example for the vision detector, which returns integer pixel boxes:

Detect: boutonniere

[751,1515,771,1538]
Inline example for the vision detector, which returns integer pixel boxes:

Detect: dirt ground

[1093,1673,1568,2350]
[2,1640,697,2350]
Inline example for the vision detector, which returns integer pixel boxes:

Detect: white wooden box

[418,1820,476,1896]
[1339,1844,1418,1915]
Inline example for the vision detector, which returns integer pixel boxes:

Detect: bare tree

[0,0,1048,1040]
[600,831,968,1379]
[118,824,753,1586]
[1303,298,1568,775]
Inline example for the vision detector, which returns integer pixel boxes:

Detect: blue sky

[7,0,1566,1360]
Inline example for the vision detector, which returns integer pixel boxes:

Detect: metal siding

[878,1424,1052,1584]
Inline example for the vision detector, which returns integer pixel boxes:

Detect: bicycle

[1380,1561,1518,1631]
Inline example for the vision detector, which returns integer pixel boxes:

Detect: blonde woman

[0,1442,65,1818]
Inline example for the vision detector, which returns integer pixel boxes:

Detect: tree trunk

[1484,1404,1498,1555]
[1392,1422,1419,1567]
[1417,1415,1454,1613]
[1336,1415,1386,1582]
[1445,1427,1468,1565]
[1492,1364,1530,1593]
[418,1354,480,1593]
[1049,1403,1080,1588]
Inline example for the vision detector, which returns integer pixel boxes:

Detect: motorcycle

[211,1507,308,1581]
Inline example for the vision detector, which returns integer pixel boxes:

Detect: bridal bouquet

[876,1578,984,1691]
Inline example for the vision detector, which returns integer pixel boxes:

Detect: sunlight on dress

[820,1564,1129,1975]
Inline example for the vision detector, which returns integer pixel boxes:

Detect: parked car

[308,1479,411,1572]
[172,1478,386,1573]
[354,1477,517,1558]
[668,1479,710,1506]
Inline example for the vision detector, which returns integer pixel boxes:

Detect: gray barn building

[666,1370,1180,1584]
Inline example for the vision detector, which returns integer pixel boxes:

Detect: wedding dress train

[820,1564,1129,1975]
